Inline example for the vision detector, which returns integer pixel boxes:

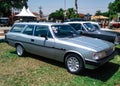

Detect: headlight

[93,47,115,60]
[114,36,118,44]
[93,51,106,60]
[114,36,120,44]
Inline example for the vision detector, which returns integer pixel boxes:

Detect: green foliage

[94,0,120,20]
[49,8,79,22]
[0,0,28,17]
[108,0,120,19]
[66,8,79,19]
[101,12,109,17]
[95,10,102,16]
[49,8,64,22]
[95,10,109,18]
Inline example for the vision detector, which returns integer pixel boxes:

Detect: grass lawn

[0,43,120,86]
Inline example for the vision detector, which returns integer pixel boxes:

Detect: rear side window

[10,25,25,33]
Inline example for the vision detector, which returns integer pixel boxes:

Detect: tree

[49,8,79,22]
[66,8,79,19]
[0,0,28,17]
[75,0,78,13]
[95,10,102,16]
[108,0,120,19]
[101,12,109,17]
[49,8,64,22]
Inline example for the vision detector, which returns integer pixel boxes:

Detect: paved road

[0,26,10,30]
[0,35,5,42]
[0,26,10,42]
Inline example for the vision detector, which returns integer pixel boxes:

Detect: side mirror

[78,30,83,35]
[41,34,48,40]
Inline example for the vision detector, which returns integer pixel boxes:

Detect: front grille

[115,36,120,44]
[118,36,120,43]
[105,47,114,56]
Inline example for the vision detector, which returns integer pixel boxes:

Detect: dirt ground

[107,28,120,32]
[112,29,120,32]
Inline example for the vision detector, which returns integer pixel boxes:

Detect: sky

[28,0,115,15]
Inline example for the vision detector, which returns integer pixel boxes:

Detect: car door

[31,25,55,59]
[22,25,36,53]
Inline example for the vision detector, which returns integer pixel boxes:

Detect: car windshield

[51,25,78,38]
[83,23,96,31]
[92,24,100,30]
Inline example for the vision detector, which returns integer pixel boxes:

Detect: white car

[65,21,120,44]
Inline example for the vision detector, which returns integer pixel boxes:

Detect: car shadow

[0,39,5,43]
[10,51,119,82]
[10,51,65,68]
[115,47,120,55]
[82,62,119,82]
[28,53,65,68]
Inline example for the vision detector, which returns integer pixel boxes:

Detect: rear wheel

[65,53,84,74]
[16,45,25,56]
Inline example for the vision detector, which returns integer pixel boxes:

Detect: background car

[5,22,115,74]
[0,17,10,26]
[65,21,120,44]
[109,21,120,29]
[64,18,85,22]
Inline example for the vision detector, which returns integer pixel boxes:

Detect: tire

[16,45,25,56]
[65,53,84,74]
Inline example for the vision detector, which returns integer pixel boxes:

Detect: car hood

[100,29,120,36]
[60,36,114,52]
[94,30,117,37]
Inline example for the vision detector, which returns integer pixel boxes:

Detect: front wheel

[65,54,84,74]
[16,45,25,56]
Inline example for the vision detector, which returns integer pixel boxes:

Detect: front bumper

[85,51,115,69]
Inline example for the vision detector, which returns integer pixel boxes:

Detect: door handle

[31,39,34,42]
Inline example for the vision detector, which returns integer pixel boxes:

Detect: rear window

[10,25,25,33]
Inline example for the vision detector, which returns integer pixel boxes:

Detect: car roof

[88,21,99,24]
[64,18,85,22]
[64,21,100,25]
[14,22,68,26]
[64,21,90,24]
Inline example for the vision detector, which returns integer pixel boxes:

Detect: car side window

[23,25,34,35]
[93,24,100,30]
[10,25,25,33]
[34,25,52,38]
[70,23,85,31]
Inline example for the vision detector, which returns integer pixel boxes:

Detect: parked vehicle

[90,21,119,31]
[64,18,85,22]
[0,17,10,26]
[5,22,115,74]
[109,21,120,29]
[65,21,120,44]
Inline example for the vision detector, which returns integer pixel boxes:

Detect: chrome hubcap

[67,57,79,72]
[17,45,23,56]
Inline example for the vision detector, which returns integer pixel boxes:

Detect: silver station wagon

[5,22,115,74]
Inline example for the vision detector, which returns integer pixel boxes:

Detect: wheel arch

[64,51,85,65]
[15,42,24,49]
